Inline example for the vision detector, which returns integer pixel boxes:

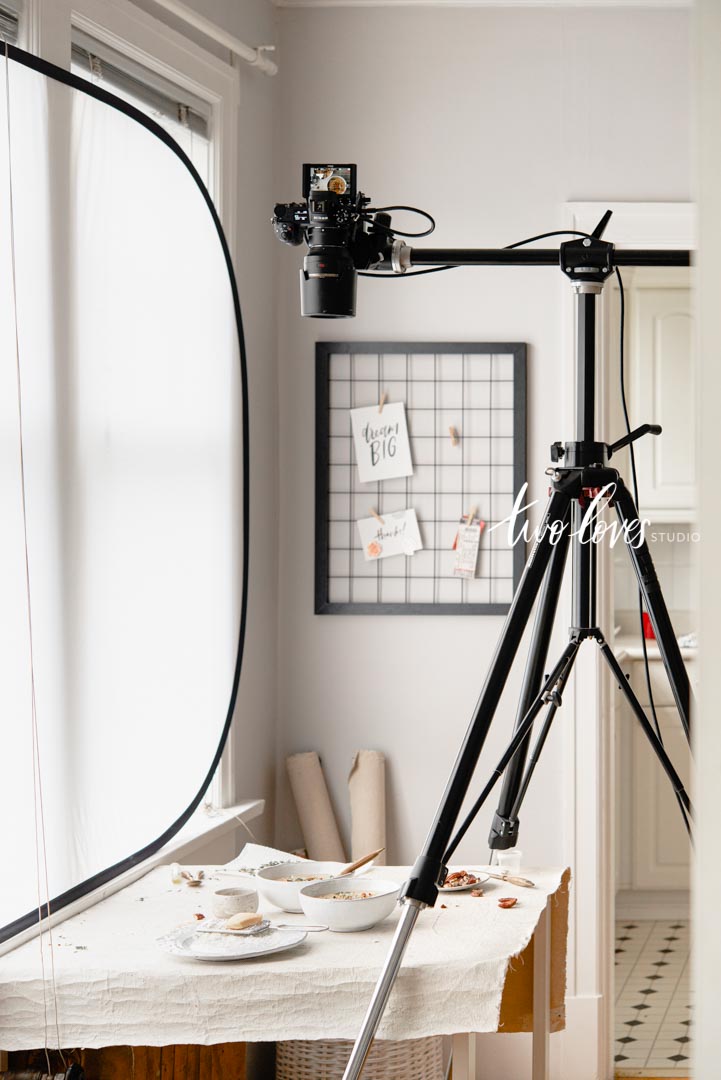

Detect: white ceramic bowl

[211,886,259,920]
[299,876,400,932]
[255,861,344,913]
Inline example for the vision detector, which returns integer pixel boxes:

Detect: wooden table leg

[451,1033,476,1080]
[532,897,551,1080]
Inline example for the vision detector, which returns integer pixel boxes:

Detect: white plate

[158,923,307,962]
[439,872,490,893]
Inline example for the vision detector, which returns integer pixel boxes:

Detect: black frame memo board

[315,342,527,615]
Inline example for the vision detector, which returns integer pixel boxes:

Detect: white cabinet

[630,277,696,520]
[616,654,694,891]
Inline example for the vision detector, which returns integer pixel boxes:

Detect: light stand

[341,215,693,1080]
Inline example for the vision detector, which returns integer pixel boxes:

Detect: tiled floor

[614,919,692,1076]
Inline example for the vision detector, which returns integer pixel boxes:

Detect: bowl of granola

[255,861,345,912]
[299,876,400,932]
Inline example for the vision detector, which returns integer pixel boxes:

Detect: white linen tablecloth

[0,865,567,1048]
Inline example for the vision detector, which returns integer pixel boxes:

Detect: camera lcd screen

[303,164,356,199]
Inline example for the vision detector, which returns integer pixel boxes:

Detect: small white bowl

[255,861,344,913]
[211,886,258,920]
[299,876,400,932]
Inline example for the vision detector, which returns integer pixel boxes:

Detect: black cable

[361,204,436,238]
[615,266,691,837]
[359,226,595,280]
[504,228,593,249]
[358,265,457,279]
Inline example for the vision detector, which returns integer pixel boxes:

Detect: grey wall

[274,6,692,865]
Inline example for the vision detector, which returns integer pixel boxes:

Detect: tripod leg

[488,513,571,851]
[613,480,691,740]
[339,488,573,1080]
[402,487,572,908]
[598,639,692,820]
[445,638,579,861]
[341,638,580,1080]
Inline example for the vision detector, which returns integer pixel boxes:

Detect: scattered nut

[498,897,517,909]
[470,888,484,898]
[440,903,447,909]
[192,913,205,920]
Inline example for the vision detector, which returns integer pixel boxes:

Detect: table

[1,865,570,1080]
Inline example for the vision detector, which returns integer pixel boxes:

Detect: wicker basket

[276,1036,444,1080]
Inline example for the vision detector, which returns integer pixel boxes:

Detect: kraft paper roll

[348,750,386,865]
[286,751,346,862]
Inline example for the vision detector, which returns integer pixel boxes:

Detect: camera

[273,164,391,317]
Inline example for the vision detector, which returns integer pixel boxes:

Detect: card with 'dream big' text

[350,402,414,483]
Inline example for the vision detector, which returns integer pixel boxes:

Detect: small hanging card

[350,402,414,483]
[357,509,423,561]
[453,518,486,579]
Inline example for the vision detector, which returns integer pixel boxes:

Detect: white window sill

[0,799,265,957]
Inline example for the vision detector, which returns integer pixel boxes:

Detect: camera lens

[300,250,357,317]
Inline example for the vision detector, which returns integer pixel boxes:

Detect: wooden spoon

[337,848,386,877]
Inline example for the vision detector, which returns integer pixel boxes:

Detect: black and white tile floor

[615,919,691,1075]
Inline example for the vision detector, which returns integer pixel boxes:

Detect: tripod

[342,216,693,1080]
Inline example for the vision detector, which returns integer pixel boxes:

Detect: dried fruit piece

[443,870,478,889]
[498,897,517,909]
[470,888,484,898]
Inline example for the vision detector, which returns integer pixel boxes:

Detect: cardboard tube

[348,750,386,865]
[286,751,346,861]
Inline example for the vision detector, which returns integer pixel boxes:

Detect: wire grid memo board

[315,342,527,615]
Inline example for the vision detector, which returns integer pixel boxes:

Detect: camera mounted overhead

[272,163,436,317]
[273,163,382,317]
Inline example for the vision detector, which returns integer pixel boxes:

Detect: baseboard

[473,994,609,1080]
[615,890,690,922]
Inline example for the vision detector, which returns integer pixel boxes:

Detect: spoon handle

[338,847,386,877]
[486,870,535,888]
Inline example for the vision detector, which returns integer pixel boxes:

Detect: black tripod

[342,215,693,1080]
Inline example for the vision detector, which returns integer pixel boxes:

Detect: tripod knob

[550,442,565,462]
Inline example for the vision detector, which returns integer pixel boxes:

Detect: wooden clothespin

[449,425,459,447]
[378,391,387,414]
[466,506,477,525]
[370,507,385,526]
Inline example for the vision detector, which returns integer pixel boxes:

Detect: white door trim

[562,202,695,1080]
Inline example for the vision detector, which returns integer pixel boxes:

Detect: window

[0,2,244,944]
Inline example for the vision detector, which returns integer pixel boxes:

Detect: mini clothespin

[466,506,477,525]
[378,392,387,414]
[370,507,385,525]
[449,425,459,447]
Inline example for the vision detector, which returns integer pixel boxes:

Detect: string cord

[3,39,65,1067]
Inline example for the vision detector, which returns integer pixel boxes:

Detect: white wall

[274,8,691,1076]
[694,0,721,1074]
[275,3,691,861]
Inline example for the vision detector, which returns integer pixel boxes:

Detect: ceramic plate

[158,923,307,962]
[439,872,491,893]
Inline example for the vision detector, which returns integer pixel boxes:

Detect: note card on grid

[357,509,423,561]
[350,402,413,483]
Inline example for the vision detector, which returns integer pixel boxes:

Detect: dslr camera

[273,164,391,317]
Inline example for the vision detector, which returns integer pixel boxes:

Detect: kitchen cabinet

[630,276,696,521]
[615,648,694,891]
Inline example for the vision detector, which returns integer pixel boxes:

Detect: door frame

[562,202,695,1079]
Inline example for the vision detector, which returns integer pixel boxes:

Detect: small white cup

[496,849,523,874]
[211,886,259,920]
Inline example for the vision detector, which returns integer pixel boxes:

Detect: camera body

[273,164,389,317]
